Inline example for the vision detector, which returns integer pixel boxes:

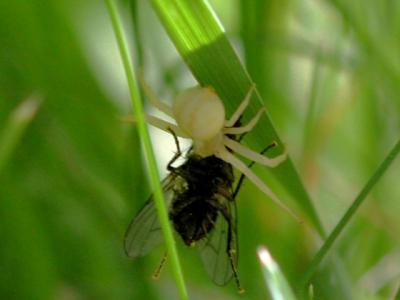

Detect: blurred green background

[1,0,399,299]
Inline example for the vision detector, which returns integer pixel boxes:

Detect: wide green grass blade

[150,0,324,235]
[104,1,188,299]
[298,138,400,294]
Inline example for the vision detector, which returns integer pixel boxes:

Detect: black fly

[124,130,241,289]
[124,129,276,292]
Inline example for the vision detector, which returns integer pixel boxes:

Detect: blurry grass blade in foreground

[257,246,296,300]
[0,95,42,174]
[150,0,324,236]
[104,0,188,299]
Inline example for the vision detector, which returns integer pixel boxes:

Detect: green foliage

[1,0,399,299]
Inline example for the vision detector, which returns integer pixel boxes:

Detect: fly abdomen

[170,195,218,246]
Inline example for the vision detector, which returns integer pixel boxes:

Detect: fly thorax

[173,176,188,194]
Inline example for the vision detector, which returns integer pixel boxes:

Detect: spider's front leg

[225,84,256,127]
[223,107,265,135]
[222,84,285,166]
[223,137,287,168]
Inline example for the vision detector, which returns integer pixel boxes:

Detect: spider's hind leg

[232,141,277,199]
[217,148,299,221]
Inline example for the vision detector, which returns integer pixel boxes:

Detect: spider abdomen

[173,86,225,141]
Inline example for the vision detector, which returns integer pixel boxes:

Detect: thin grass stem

[104,1,188,299]
[298,138,400,294]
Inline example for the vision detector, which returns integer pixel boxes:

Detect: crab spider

[142,82,297,219]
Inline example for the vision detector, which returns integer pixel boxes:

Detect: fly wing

[198,199,238,286]
[124,176,175,258]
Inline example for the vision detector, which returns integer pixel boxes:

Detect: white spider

[141,82,296,218]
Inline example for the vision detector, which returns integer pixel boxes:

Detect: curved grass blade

[150,0,324,236]
[104,1,188,299]
[0,95,41,174]
[298,138,400,294]
[393,283,400,300]
[257,246,296,300]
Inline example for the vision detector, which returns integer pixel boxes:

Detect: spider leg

[216,149,300,221]
[139,76,174,117]
[232,142,277,199]
[146,115,189,138]
[118,114,188,138]
[225,84,256,127]
[223,137,287,167]
[223,107,265,135]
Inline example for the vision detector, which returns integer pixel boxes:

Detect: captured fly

[124,135,243,291]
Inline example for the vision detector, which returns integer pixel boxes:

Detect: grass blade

[257,246,297,300]
[300,53,322,173]
[150,0,325,236]
[392,283,400,300]
[299,138,400,293]
[104,1,188,299]
[0,95,41,174]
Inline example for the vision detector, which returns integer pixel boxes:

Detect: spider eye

[173,86,225,141]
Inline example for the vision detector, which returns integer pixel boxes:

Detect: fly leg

[152,252,168,280]
[218,205,244,293]
[166,128,182,172]
[209,199,244,293]
[226,216,244,293]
